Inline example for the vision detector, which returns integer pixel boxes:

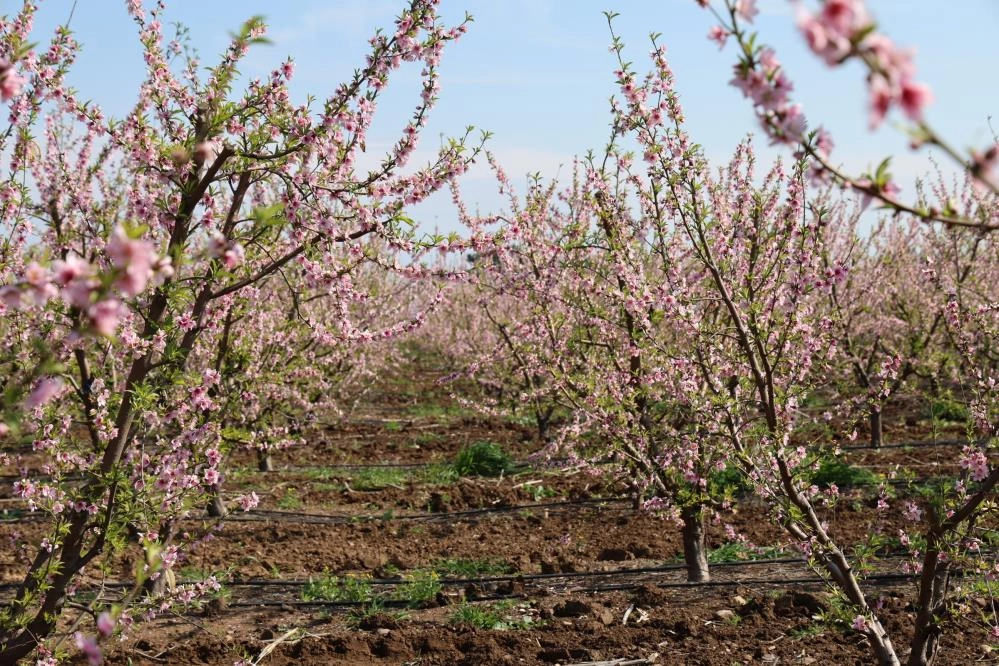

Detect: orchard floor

[2,365,997,665]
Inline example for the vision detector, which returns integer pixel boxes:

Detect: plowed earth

[1,367,996,665]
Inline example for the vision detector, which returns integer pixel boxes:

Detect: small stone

[761,653,778,663]
[714,609,736,621]
[376,628,391,637]
[732,595,748,606]
[801,657,816,665]
[598,608,615,625]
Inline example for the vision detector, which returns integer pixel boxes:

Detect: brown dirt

[4,369,997,665]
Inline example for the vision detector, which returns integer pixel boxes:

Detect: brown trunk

[681,504,710,583]
[0,513,89,665]
[257,450,274,473]
[870,408,883,448]
[907,548,951,666]
[206,491,228,518]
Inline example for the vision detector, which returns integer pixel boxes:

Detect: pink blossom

[898,78,932,121]
[959,445,989,483]
[237,492,259,511]
[107,227,156,297]
[0,285,23,310]
[25,378,64,410]
[52,254,91,286]
[74,632,102,665]
[0,60,25,102]
[736,0,758,22]
[852,615,869,632]
[820,0,869,36]
[222,243,245,269]
[708,25,729,49]
[23,262,48,287]
[902,501,922,522]
[87,299,123,337]
[97,611,115,636]
[867,75,893,129]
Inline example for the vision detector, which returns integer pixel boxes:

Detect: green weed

[449,600,539,630]
[393,570,442,607]
[301,572,375,603]
[350,467,408,490]
[929,392,969,424]
[811,458,878,488]
[419,463,460,485]
[452,441,514,477]
[277,488,302,510]
[707,542,791,563]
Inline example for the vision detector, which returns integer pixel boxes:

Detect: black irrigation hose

[224,573,922,609]
[0,548,940,595]
[230,496,632,524]
[0,496,633,526]
[841,437,990,452]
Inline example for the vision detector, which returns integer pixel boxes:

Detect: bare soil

[3,367,996,665]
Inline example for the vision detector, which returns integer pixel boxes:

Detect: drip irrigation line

[841,437,988,452]
[2,548,957,595]
[221,572,922,609]
[0,549,933,594]
[229,497,632,524]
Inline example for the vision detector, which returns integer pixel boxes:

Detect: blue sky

[29,1,999,233]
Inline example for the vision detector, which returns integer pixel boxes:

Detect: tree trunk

[257,449,274,473]
[866,615,902,666]
[907,551,951,666]
[206,491,228,518]
[680,504,710,583]
[870,408,883,448]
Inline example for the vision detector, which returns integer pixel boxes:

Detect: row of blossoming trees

[0,0,487,663]
[424,3,999,666]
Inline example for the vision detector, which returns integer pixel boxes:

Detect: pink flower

[0,285,22,310]
[74,632,102,666]
[736,0,758,22]
[23,262,48,287]
[97,611,115,637]
[898,78,932,121]
[222,243,245,269]
[237,492,259,511]
[107,227,156,297]
[52,254,90,285]
[0,60,25,102]
[867,75,893,129]
[87,299,123,337]
[708,25,729,49]
[25,378,64,410]
[852,615,868,632]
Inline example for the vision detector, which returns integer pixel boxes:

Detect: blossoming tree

[0,1,481,662]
